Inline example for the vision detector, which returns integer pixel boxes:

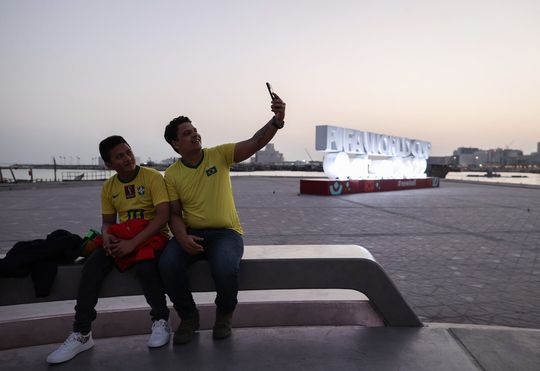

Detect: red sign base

[300,178,439,196]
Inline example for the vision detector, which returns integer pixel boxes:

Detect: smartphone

[266,82,276,100]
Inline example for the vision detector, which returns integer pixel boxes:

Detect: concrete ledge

[0,301,381,349]
[0,245,421,331]
[0,290,383,349]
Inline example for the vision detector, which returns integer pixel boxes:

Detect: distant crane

[53,156,57,182]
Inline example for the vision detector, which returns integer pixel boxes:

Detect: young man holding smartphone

[160,88,286,344]
[47,136,171,364]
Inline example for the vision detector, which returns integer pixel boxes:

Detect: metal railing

[61,171,113,182]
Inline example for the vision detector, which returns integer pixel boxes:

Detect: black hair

[164,116,192,146]
[99,135,129,163]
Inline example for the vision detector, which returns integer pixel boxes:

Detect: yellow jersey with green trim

[164,143,243,234]
[101,166,169,236]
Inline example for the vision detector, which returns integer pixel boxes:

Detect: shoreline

[2,176,540,192]
[442,178,540,190]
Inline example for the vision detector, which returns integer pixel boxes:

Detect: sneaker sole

[212,331,232,340]
[173,321,200,345]
[148,335,171,348]
[173,329,199,345]
[46,339,94,364]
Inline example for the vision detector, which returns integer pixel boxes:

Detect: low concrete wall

[0,245,421,349]
[0,290,384,349]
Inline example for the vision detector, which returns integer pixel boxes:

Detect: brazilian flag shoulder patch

[206,166,218,176]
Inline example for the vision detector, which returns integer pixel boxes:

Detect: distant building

[160,157,177,166]
[531,142,540,164]
[452,145,538,169]
[252,143,284,164]
[473,150,488,167]
[487,148,504,165]
[502,149,523,165]
[453,147,480,168]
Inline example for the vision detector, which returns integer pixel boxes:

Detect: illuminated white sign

[316,125,431,158]
[316,125,431,180]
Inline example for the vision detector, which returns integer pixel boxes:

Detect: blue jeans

[159,228,244,319]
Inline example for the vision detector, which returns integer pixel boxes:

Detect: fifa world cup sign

[316,125,431,180]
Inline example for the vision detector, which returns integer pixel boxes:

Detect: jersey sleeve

[101,180,116,215]
[148,170,170,206]
[216,143,236,167]
[164,168,180,202]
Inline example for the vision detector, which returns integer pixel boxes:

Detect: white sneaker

[148,319,171,348]
[46,332,94,364]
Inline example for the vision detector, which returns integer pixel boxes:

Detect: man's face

[106,143,136,173]
[172,122,202,154]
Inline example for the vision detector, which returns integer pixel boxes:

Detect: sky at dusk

[1,0,539,164]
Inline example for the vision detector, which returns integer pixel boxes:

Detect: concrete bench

[0,245,421,349]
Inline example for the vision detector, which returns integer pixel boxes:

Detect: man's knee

[212,264,239,283]
[159,240,189,273]
[81,248,111,275]
[85,247,108,263]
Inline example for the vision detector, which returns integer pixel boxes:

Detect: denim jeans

[73,248,169,334]
[159,228,244,319]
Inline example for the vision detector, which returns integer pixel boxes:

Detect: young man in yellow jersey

[47,136,171,364]
[160,93,286,344]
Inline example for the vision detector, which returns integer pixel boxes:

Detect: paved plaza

[1,177,539,329]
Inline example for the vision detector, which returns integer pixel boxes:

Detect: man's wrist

[271,116,285,129]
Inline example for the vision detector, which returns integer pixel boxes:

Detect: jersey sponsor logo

[137,185,145,196]
[112,193,120,199]
[205,166,218,177]
[124,185,136,199]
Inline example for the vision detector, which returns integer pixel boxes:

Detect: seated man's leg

[74,248,114,333]
[134,258,171,348]
[159,237,201,344]
[204,229,244,339]
[134,258,170,322]
[47,248,113,364]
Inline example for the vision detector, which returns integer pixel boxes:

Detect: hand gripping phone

[266,82,276,100]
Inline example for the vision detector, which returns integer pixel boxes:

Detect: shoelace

[64,333,88,345]
[152,320,168,330]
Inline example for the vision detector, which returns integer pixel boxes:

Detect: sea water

[2,167,539,186]
[445,171,540,186]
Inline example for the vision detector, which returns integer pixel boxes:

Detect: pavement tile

[450,327,540,371]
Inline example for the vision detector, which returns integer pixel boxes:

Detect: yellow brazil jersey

[164,143,243,234]
[101,166,170,236]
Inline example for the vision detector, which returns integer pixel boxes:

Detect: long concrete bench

[0,245,421,349]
